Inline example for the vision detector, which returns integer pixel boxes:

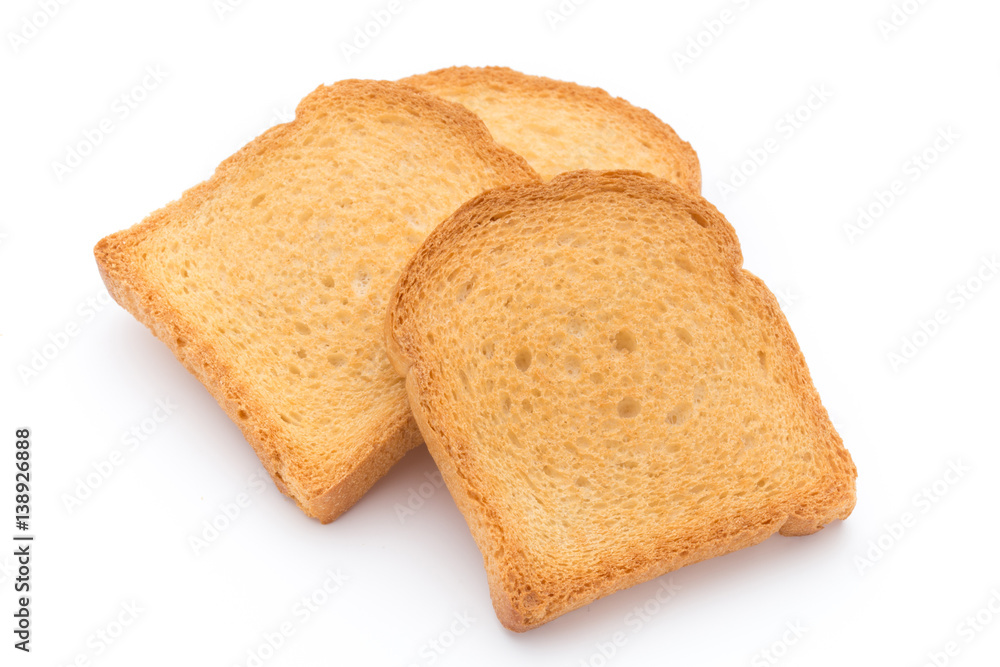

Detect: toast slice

[400,66,700,190]
[385,171,857,630]
[94,80,538,523]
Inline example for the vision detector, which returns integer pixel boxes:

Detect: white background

[2,0,999,665]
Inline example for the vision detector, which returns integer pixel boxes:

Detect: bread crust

[400,66,701,191]
[386,170,857,630]
[95,80,538,523]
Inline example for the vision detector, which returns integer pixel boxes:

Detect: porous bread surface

[94,80,539,523]
[400,66,701,190]
[386,171,857,630]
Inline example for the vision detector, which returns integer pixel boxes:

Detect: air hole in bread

[675,327,694,346]
[666,402,693,426]
[352,269,371,296]
[614,329,637,353]
[675,255,695,273]
[693,380,707,404]
[689,210,710,227]
[617,397,641,419]
[515,347,532,372]
[456,280,474,303]
[294,321,311,335]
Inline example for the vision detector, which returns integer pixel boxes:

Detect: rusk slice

[401,66,700,190]
[385,171,856,630]
[95,80,539,523]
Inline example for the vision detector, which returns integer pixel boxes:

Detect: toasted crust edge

[94,79,539,523]
[385,170,857,629]
[400,66,702,192]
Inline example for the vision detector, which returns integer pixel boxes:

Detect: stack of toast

[95,66,856,631]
